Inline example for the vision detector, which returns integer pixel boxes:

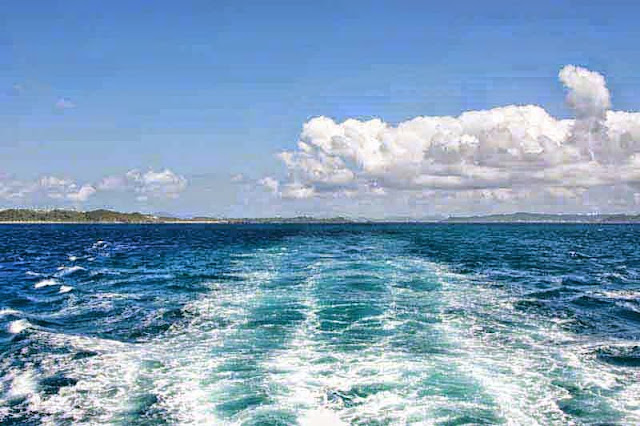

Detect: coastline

[2,220,640,225]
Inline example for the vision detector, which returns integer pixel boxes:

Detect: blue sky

[2,1,640,217]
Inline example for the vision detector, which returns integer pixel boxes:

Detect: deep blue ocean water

[0,224,638,425]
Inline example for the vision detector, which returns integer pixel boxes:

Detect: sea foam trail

[1,229,639,425]
[428,262,640,425]
[257,253,499,425]
[0,245,289,425]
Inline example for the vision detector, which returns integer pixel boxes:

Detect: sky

[2,0,640,218]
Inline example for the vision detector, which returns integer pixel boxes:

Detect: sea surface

[0,224,638,425]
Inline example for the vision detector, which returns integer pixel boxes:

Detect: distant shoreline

[2,220,640,225]
[1,209,639,224]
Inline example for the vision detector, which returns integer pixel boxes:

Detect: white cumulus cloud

[268,65,640,211]
[98,168,188,201]
[38,176,96,202]
[66,184,97,202]
[1,168,188,207]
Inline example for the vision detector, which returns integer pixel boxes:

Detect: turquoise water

[0,224,638,425]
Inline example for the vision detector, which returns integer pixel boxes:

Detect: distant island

[0,209,355,224]
[0,209,639,224]
[442,212,640,224]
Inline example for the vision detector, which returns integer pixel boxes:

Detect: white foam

[34,278,58,288]
[0,250,280,424]
[594,289,639,300]
[6,369,38,399]
[91,240,108,249]
[7,319,32,334]
[428,261,640,425]
[4,245,639,424]
[25,271,41,277]
[257,257,451,424]
[0,308,20,317]
[299,408,348,426]
[68,255,78,261]
[59,285,73,294]
[55,265,85,276]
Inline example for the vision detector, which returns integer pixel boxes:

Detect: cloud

[0,175,36,200]
[268,65,640,211]
[99,168,188,200]
[67,185,96,202]
[55,97,76,110]
[125,169,187,199]
[559,65,610,119]
[39,176,75,189]
[259,177,279,193]
[38,176,96,202]
[231,173,246,183]
[0,174,97,203]
[1,168,187,207]
[96,175,126,191]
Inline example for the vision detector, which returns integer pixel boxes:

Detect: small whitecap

[0,308,20,317]
[92,240,108,249]
[7,369,37,399]
[59,285,74,294]
[25,271,41,277]
[35,278,58,288]
[68,255,78,261]
[7,319,32,334]
[56,265,85,276]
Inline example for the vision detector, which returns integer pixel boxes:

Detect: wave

[34,278,59,289]
[7,319,32,334]
[55,265,85,276]
[1,230,639,425]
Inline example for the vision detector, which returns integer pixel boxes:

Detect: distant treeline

[442,212,640,223]
[0,209,354,224]
[1,209,639,224]
[0,209,164,223]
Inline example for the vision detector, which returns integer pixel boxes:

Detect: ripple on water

[0,224,639,425]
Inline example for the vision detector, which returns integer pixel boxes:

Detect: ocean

[0,224,638,425]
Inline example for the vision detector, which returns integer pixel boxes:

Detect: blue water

[0,224,638,425]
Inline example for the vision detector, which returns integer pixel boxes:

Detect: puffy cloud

[269,65,640,210]
[67,185,96,202]
[0,175,36,200]
[124,169,187,199]
[38,176,96,202]
[1,168,187,207]
[259,177,280,193]
[559,65,610,119]
[98,169,188,201]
